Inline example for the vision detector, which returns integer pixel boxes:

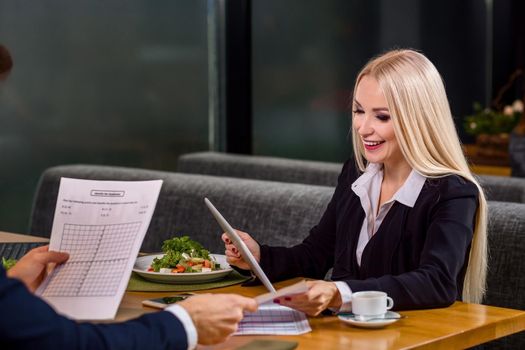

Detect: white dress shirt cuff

[165,304,198,350]
[334,281,353,312]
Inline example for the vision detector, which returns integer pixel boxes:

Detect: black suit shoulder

[422,174,479,200]
[339,158,361,187]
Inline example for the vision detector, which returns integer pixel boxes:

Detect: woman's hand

[6,245,69,293]
[221,230,260,270]
[273,280,342,316]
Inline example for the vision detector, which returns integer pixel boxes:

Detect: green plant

[464,101,522,136]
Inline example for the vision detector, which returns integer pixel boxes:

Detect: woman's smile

[363,140,385,151]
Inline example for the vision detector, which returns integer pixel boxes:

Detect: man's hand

[178,293,258,345]
[7,245,69,292]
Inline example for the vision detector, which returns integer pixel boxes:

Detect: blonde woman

[224,49,488,316]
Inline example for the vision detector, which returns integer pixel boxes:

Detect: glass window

[252,0,488,161]
[0,0,209,232]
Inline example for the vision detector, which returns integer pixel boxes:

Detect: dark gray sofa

[176,151,525,203]
[29,164,524,348]
[29,165,333,254]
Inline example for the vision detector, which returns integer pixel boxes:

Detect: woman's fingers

[225,255,244,267]
[225,249,238,258]
[221,233,232,244]
[272,281,339,316]
[225,248,241,259]
[224,243,239,255]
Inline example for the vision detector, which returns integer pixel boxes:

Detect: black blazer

[259,160,478,310]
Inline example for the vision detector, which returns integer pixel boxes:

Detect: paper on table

[236,303,311,335]
[254,280,309,305]
[36,178,162,320]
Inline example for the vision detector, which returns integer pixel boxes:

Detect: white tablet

[204,198,276,293]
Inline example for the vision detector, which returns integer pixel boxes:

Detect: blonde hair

[351,49,487,304]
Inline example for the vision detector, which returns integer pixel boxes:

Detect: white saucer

[338,311,402,329]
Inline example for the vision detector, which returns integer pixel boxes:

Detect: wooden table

[3,232,524,349]
[121,282,525,350]
[0,231,49,243]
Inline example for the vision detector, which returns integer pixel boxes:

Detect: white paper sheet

[236,303,311,335]
[36,177,162,320]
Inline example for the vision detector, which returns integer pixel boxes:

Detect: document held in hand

[36,178,162,320]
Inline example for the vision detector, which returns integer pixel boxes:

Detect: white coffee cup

[351,291,394,320]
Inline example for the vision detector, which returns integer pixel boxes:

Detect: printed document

[36,177,162,320]
[237,303,311,335]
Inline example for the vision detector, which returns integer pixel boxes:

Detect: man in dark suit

[0,44,257,350]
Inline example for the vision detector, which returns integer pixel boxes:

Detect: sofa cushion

[484,201,525,309]
[478,201,525,349]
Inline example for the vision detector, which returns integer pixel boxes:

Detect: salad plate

[133,254,233,284]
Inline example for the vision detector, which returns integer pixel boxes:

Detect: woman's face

[352,75,405,167]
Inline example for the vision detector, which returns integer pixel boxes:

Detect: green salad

[2,257,17,270]
[149,236,221,273]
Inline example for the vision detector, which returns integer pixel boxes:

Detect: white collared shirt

[334,163,427,312]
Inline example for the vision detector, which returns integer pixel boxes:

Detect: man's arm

[1,267,189,350]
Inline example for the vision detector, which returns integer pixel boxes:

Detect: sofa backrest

[478,175,525,203]
[177,151,342,187]
[29,164,333,253]
[176,151,525,203]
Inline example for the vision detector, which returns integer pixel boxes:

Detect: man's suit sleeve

[0,268,189,350]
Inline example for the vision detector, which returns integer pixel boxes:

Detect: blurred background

[0,0,523,233]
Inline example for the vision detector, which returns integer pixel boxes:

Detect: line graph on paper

[40,222,142,297]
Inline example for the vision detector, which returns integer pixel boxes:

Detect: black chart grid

[41,222,142,297]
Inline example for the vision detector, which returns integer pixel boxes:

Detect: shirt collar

[393,168,426,207]
[351,163,426,208]
[351,163,382,191]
